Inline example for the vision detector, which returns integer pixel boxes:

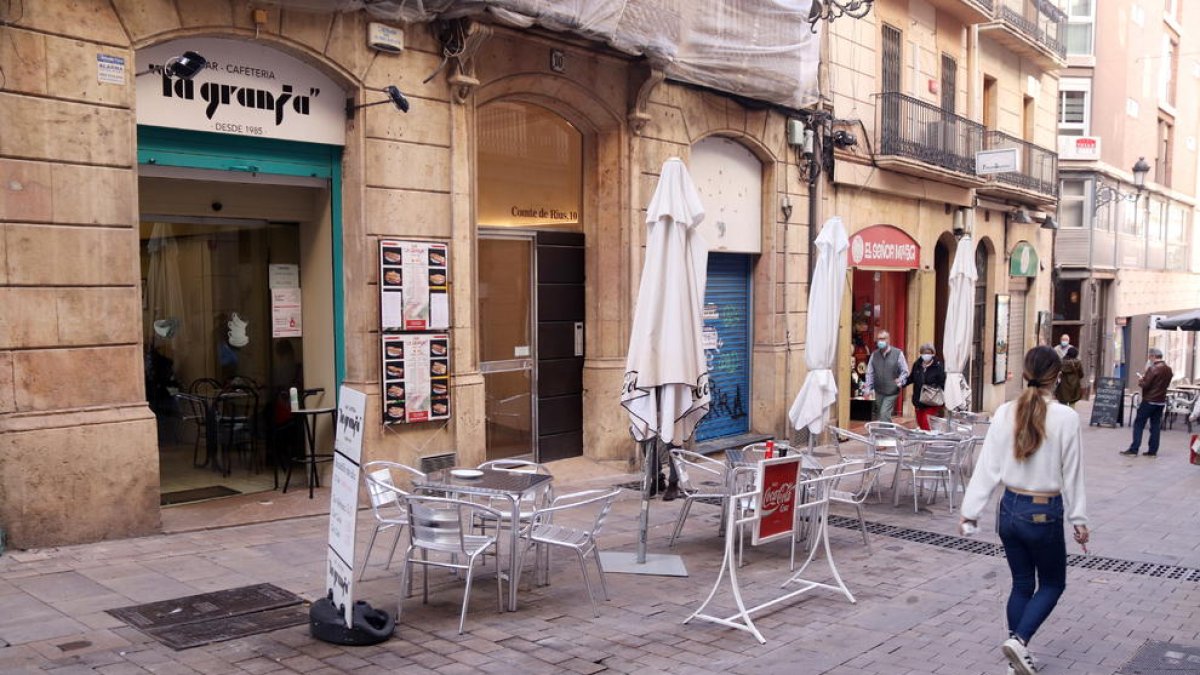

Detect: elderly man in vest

[864,329,909,422]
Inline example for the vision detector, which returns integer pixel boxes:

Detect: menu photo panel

[380,240,450,332]
[382,333,451,425]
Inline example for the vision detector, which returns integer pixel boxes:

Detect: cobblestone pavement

[2,401,1198,674]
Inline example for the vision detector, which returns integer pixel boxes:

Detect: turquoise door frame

[137,126,346,385]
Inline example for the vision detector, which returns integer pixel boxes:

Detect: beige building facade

[825,0,1063,423]
[1054,0,1200,389]
[0,2,814,547]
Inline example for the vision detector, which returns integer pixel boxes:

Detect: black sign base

[309,598,394,646]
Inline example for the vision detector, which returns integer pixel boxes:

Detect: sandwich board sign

[326,386,367,626]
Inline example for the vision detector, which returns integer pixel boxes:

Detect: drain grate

[827,515,1200,582]
[1117,640,1200,674]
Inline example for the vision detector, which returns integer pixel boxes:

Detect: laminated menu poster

[381,333,451,425]
[380,240,450,331]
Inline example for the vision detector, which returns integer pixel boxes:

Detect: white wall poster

[380,240,450,332]
[271,288,302,338]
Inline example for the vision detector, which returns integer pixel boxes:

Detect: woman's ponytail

[1012,346,1061,460]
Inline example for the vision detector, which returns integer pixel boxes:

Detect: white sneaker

[1002,637,1038,674]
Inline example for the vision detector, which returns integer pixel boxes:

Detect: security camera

[832,129,858,148]
[165,51,208,81]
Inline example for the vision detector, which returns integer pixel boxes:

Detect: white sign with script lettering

[136,38,346,145]
[326,386,367,626]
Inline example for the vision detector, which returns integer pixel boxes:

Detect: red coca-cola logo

[760,481,797,517]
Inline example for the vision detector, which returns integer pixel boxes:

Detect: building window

[1065,0,1095,56]
[1059,180,1086,228]
[1148,198,1166,241]
[1157,119,1173,186]
[1118,195,1141,235]
[941,54,957,113]
[882,24,902,93]
[1160,36,1178,107]
[1058,79,1090,136]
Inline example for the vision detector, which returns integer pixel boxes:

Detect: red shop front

[846,225,920,421]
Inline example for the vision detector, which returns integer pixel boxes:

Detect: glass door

[479,234,536,460]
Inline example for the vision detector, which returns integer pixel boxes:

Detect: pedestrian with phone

[960,346,1089,675]
[1121,347,1173,457]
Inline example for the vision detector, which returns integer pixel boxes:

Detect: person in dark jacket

[1122,347,1174,457]
[908,342,946,430]
[1055,346,1083,407]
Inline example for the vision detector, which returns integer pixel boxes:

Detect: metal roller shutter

[696,253,752,442]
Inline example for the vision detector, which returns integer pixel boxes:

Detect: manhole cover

[1118,640,1200,674]
[107,583,307,650]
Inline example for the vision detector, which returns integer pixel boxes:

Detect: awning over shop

[266,0,820,109]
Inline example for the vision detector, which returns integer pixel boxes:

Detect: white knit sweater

[960,397,1088,526]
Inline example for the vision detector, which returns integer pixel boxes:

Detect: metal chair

[359,462,426,581]
[825,460,883,550]
[214,386,258,475]
[473,459,554,537]
[518,489,621,617]
[927,415,952,433]
[398,494,504,634]
[175,392,210,467]
[826,426,873,463]
[896,439,962,512]
[667,448,733,547]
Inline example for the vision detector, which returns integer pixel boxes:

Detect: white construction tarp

[788,217,849,434]
[265,0,820,109]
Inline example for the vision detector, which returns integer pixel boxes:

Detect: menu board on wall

[380,240,450,331]
[381,333,451,425]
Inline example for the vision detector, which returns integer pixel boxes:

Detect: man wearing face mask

[1122,347,1173,457]
[864,329,909,422]
[1054,334,1072,360]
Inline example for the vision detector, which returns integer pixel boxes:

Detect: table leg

[506,493,520,612]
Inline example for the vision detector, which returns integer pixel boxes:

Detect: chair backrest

[216,387,257,423]
[826,426,872,462]
[669,448,728,494]
[362,461,425,514]
[189,377,222,397]
[825,459,882,503]
[405,495,501,554]
[537,489,621,538]
[175,392,207,420]
[927,416,951,433]
[912,440,959,469]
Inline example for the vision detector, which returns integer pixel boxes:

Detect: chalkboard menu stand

[1089,377,1125,428]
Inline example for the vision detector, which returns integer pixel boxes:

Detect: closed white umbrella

[621,157,711,445]
[611,157,708,575]
[942,236,977,411]
[788,217,849,434]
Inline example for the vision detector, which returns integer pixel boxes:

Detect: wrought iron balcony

[993,0,1070,60]
[982,130,1058,200]
[876,92,984,181]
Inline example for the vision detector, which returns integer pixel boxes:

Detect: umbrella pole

[638,438,655,564]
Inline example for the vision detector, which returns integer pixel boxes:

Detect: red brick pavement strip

[3,413,1200,673]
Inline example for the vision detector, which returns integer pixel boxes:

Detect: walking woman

[1055,346,1083,408]
[960,346,1089,675]
[908,342,946,430]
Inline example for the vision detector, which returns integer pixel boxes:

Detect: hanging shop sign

[847,225,920,269]
[1009,241,1039,277]
[379,240,450,331]
[136,38,346,145]
[381,333,451,425]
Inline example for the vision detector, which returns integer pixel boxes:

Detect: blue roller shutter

[696,253,752,441]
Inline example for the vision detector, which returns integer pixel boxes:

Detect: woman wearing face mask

[907,342,946,430]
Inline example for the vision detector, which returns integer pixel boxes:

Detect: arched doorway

[934,233,956,356]
[971,238,993,408]
[476,100,586,461]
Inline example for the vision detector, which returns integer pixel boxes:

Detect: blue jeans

[1128,401,1166,454]
[997,490,1067,645]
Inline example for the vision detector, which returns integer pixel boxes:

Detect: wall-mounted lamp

[1094,156,1152,207]
[781,195,793,222]
[952,206,971,240]
[1040,215,1059,230]
[135,51,208,80]
[1012,207,1034,224]
[346,85,410,119]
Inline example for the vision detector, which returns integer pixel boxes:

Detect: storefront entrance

[696,253,753,442]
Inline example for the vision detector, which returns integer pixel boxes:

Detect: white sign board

[97,54,126,85]
[326,386,367,627]
[976,147,1019,175]
[1057,135,1101,160]
[269,263,300,289]
[136,38,346,145]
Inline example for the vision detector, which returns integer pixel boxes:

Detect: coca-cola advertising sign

[752,456,803,544]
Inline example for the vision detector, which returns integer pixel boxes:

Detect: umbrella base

[599,551,688,577]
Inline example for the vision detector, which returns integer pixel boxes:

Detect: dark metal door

[971,244,990,409]
[535,231,585,461]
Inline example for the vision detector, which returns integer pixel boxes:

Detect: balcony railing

[996,0,1066,59]
[984,130,1058,198]
[976,0,993,9]
[877,92,984,177]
